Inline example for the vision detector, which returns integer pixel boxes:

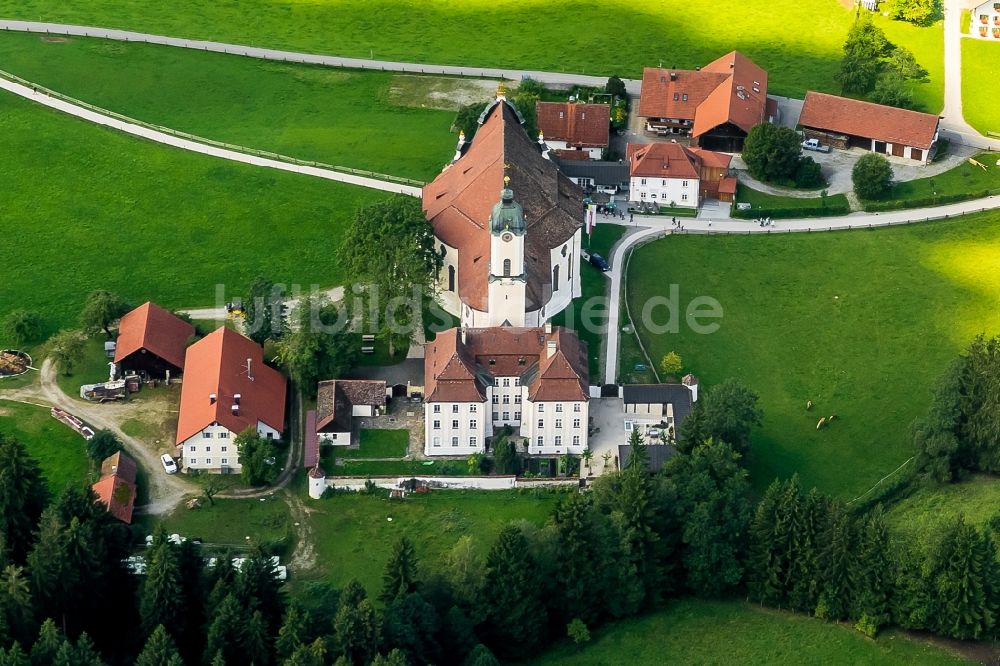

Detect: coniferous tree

[816,502,855,621]
[2,643,29,666]
[665,439,753,597]
[551,492,614,624]
[333,596,380,666]
[136,625,182,666]
[275,602,310,662]
[481,526,545,659]
[370,649,409,666]
[203,594,247,666]
[463,644,500,666]
[788,488,826,613]
[30,619,65,666]
[235,546,285,633]
[69,632,103,666]
[0,435,48,563]
[380,537,418,605]
[244,610,271,666]
[382,593,439,665]
[0,564,34,646]
[926,518,1000,639]
[140,532,185,637]
[849,505,893,635]
[747,480,785,606]
[439,605,477,663]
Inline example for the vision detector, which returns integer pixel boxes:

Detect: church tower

[487,177,527,326]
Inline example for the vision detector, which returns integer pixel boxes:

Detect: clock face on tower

[501,232,513,242]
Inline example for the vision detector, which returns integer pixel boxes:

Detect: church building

[423,88,585,328]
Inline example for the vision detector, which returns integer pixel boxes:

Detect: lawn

[863,152,1000,210]
[53,334,113,397]
[627,210,1000,497]
[552,224,626,377]
[150,495,294,550]
[331,458,470,477]
[961,39,1000,136]
[0,399,91,493]
[0,89,381,343]
[304,489,563,591]
[0,33,457,181]
[532,599,968,665]
[341,429,409,458]
[733,183,852,218]
[885,477,1000,541]
[6,0,942,106]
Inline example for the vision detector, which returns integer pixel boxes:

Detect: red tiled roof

[316,379,386,432]
[304,410,319,468]
[100,450,137,484]
[798,92,940,150]
[718,176,738,194]
[537,102,610,148]
[638,51,769,137]
[690,147,734,170]
[423,101,583,312]
[175,327,286,444]
[627,142,702,179]
[114,302,195,371]
[424,326,588,403]
[553,149,591,161]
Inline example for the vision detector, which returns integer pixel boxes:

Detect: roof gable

[114,301,195,370]
[628,142,702,179]
[176,327,287,444]
[537,102,610,148]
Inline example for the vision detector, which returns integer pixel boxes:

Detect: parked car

[589,253,611,272]
[801,138,831,153]
[160,453,178,474]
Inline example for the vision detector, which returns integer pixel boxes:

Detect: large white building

[423,325,590,457]
[176,327,286,474]
[423,90,584,328]
[972,0,1000,39]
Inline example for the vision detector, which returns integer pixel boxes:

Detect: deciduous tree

[79,290,129,339]
[852,153,894,200]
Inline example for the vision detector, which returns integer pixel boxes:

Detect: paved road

[0,75,423,196]
[602,194,1000,383]
[0,21,643,95]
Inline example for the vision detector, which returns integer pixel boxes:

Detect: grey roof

[552,158,630,187]
[622,383,694,434]
[618,444,678,473]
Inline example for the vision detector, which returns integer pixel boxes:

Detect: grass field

[885,477,1000,541]
[5,0,942,108]
[152,495,293,549]
[627,211,1000,497]
[342,429,409,458]
[0,89,381,346]
[53,335,113,397]
[863,152,1000,209]
[0,33,456,181]
[0,399,91,493]
[733,183,852,218]
[552,224,626,377]
[304,489,563,590]
[961,39,1000,136]
[532,599,968,665]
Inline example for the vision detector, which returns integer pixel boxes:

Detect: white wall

[521,399,588,455]
[488,378,525,429]
[424,400,488,456]
[319,431,351,446]
[972,2,1000,39]
[630,176,698,207]
[547,139,602,160]
[181,423,240,472]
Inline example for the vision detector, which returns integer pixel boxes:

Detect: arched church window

[503,259,511,277]
[448,265,456,292]
[553,264,560,291]
[561,244,568,257]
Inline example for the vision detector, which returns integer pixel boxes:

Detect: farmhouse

[424,324,589,457]
[617,378,698,473]
[91,451,137,524]
[971,0,1000,39]
[637,51,772,152]
[315,379,387,445]
[627,143,735,207]
[176,327,286,474]
[798,92,940,164]
[536,101,610,160]
[114,301,195,379]
[552,157,630,195]
[425,87,584,328]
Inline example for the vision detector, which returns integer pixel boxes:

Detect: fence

[0,67,424,189]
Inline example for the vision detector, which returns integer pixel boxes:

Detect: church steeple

[490,176,527,235]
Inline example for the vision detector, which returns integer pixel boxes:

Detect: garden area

[6,0,942,106]
[626,210,1000,498]
[732,183,851,219]
[962,40,1000,136]
[532,599,967,665]
[0,89,379,336]
[148,495,294,552]
[861,151,1000,211]
[0,399,90,492]
[0,32,457,181]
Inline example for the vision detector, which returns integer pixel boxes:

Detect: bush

[3,309,45,345]
[853,153,894,200]
[862,189,998,212]
[794,157,824,188]
[87,429,122,463]
[731,201,852,219]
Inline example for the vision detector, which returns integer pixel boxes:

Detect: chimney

[234,393,241,404]
[461,328,467,345]
[209,393,217,404]
[547,340,557,359]
[669,71,677,81]
[231,404,240,416]
[544,320,552,334]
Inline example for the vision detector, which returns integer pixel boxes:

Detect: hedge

[862,188,1000,212]
[732,201,852,219]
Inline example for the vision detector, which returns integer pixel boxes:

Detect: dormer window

[673,93,679,101]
